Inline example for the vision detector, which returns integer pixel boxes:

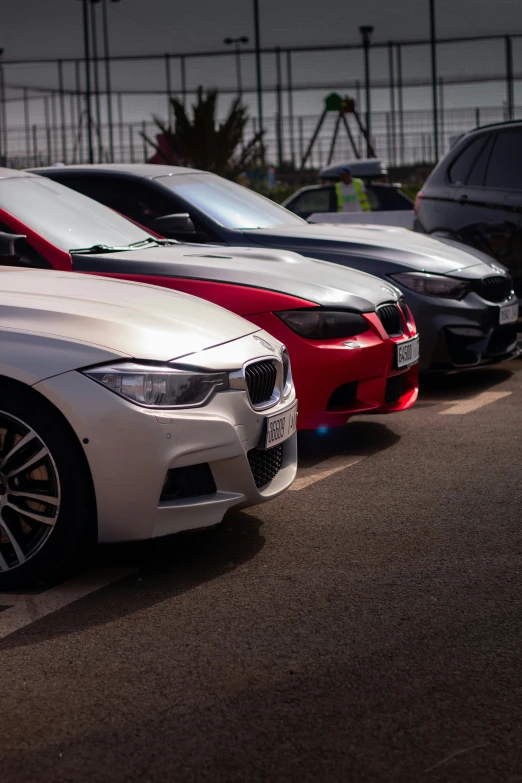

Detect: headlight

[276,309,368,339]
[83,362,229,408]
[391,272,471,299]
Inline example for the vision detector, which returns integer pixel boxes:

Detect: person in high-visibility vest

[335,166,371,213]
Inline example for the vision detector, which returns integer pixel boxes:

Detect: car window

[290,188,332,214]
[156,173,306,229]
[57,176,176,227]
[484,130,522,190]
[448,137,487,185]
[0,176,154,251]
[467,135,495,187]
[368,185,413,211]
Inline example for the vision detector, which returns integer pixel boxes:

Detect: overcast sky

[3,0,522,59]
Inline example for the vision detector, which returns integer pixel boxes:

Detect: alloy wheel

[0,411,61,573]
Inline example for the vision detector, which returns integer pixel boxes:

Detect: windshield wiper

[70,237,177,254]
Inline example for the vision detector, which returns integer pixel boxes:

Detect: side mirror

[150,213,196,235]
[0,231,26,258]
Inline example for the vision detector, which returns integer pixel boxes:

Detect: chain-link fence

[1,31,522,171]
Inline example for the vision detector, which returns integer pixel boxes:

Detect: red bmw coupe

[0,170,419,430]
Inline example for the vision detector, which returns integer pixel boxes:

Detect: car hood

[247,223,500,275]
[0,268,257,364]
[72,245,401,311]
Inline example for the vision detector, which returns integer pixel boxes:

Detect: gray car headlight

[391,272,471,299]
[83,362,229,408]
[276,309,368,339]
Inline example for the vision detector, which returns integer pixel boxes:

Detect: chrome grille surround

[228,355,283,411]
[376,303,403,337]
[280,346,293,400]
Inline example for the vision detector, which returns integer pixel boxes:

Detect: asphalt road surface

[2,359,522,783]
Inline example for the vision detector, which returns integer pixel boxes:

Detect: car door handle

[457,194,469,205]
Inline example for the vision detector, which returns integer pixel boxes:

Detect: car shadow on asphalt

[0,511,266,650]
[419,366,514,403]
[297,420,400,469]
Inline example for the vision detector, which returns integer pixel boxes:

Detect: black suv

[414,120,522,295]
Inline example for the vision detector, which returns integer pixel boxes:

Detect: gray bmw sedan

[31,164,519,371]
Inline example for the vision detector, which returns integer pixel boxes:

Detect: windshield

[156,173,306,230]
[0,176,154,251]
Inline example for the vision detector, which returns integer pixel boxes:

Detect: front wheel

[0,384,94,590]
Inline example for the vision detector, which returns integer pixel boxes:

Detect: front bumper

[248,311,418,431]
[33,371,297,543]
[400,289,519,371]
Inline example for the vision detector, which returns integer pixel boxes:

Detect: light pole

[0,49,5,165]
[429,0,439,160]
[89,0,103,161]
[359,25,374,158]
[253,0,264,166]
[224,36,249,100]
[101,0,120,162]
[79,0,94,163]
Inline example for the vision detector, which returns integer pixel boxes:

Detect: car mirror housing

[0,231,26,258]
[150,213,196,235]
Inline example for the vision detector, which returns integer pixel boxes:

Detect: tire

[0,382,95,590]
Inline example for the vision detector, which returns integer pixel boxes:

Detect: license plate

[499,302,519,324]
[264,402,298,449]
[396,335,420,368]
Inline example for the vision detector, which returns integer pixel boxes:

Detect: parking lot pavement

[1,358,522,783]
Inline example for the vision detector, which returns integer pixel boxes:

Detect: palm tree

[142,87,264,178]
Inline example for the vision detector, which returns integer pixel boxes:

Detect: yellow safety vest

[335,179,371,212]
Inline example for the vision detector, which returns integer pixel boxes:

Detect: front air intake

[247,445,284,488]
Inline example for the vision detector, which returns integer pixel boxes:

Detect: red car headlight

[276,309,369,340]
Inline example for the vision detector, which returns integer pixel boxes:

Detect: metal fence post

[386,112,392,165]
[388,41,396,166]
[142,119,148,161]
[180,55,187,108]
[355,80,363,153]
[129,123,135,162]
[32,123,38,166]
[165,54,172,123]
[44,96,52,164]
[396,44,404,165]
[298,116,304,166]
[429,0,439,160]
[438,76,445,155]
[0,61,7,164]
[118,93,124,162]
[286,50,295,168]
[81,0,94,163]
[101,0,114,162]
[275,47,283,167]
[70,92,77,143]
[505,35,514,121]
[51,92,59,162]
[23,88,30,165]
[75,59,83,161]
[58,60,67,163]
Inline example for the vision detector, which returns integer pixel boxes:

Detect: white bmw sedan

[0,263,297,588]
